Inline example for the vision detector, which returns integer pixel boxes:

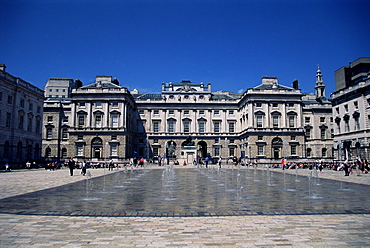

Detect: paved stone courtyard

[1,165,370,247]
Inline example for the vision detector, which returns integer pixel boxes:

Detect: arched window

[17,141,23,160]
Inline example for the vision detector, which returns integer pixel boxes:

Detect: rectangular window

[273,116,279,128]
[7,95,12,104]
[112,101,119,107]
[291,136,296,140]
[111,135,117,140]
[214,110,219,115]
[199,110,204,115]
[199,122,205,133]
[258,135,263,140]
[29,103,33,111]
[288,103,294,107]
[320,117,325,122]
[355,118,360,130]
[184,121,190,133]
[214,122,220,133]
[78,135,83,140]
[96,101,102,107]
[305,129,311,138]
[272,102,278,107]
[345,120,350,132]
[344,104,348,112]
[62,128,68,139]
[111,145,117,156]
[184,110,189,115]
[47,116,53,122]
[27,117,32,132]
[291,146,297,155]
[139,110,144,115]
[322,148,327,157]
[46,128,52,139]
[95,115,102,127]
[168,122,174,133]
[256,102,262,107]
[18,115,24,130]
[321,129,326,139]
[77,145,83,156]
[289,116,295,127]
[20,99,24,108]
[112,115,118,128]
[36,119,41,133]
[6,113,11,127]
[78,116,85,127]
[153,147,159,157]
[169,110,174,115]
[229,110,234,115]
[214,147,220,156]
[229,122,235,133]
[258,146,264,156]
[153,121,159,133]
[229,147,235,157]
[354,101,358,109]
[256,116,263,128]
[305,117,310,123]
[154,110,159,115]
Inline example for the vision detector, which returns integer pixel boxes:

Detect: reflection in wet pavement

[1,167,369,217]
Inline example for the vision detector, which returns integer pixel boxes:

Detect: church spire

[315,65,326,98]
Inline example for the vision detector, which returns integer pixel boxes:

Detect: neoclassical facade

[0,64,44,168]
[43,69,333,165]
[331,58,370,161]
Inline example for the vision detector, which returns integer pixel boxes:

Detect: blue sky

[1,0,369,96]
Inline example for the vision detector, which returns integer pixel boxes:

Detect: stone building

[42,69,334,165]
[331,58,370,161]
[0,64,44,168]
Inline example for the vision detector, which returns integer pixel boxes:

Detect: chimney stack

[0,64,6,72]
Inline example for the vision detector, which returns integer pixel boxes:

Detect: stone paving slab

[0,165,370,247]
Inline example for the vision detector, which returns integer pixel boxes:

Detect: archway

[272,137,283,159]
[197,141,208,159]
[91,137,103,159]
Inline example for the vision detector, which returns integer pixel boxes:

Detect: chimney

[0,64,6,72]
[292,80,299,89]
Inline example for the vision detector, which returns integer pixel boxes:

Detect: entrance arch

[197,141,208,158]
[91,137,103,159]
[272,137,283,159]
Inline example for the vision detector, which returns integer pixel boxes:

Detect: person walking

[68,157,75,176]
[26,161,31,169]
[218,156,222,168]
[81,160,87,176]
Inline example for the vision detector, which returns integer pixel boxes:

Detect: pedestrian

[68,157,75,176]
[158,156,161,166]
[5,163,10,172]
[139,157,144,167]
[26,161,31,169]
[205,156,209,168]
[81,160,87,176]
[108,159,114,171]
[343,160,349,176]
[218,156,222,168]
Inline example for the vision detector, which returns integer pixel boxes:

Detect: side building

[42,76,136,164]
[0,64,44,168]
[331,58,370,161]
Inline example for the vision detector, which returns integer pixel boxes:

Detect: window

[111,115,118,128]
[6,113,11,127]
[256,102,262,107]
[27,116,33,132]
[112,101,118,107]
[199,122,205,133]
[214,148,220,156]
[229,122,235,133]
[139,110,144,115]
[184,110,189,115]
[154,139,158,143]
[47,116,53,122]
[78,135,83,140]
[273,116,279,128]
[229,110,234,115]
[37,106,41,114]
[214,122,220,133]
[168,121,175,133]
[305,117,310,123]
[154,110,159,115]
[321,129,326,139]
[184,121,190,133]
[96,101,102,107]
[77,145,83,156]
[215,138,219,143]
[0,92,2,101]
[257,146,264,156]
[78,115,85,127]
[354,101,358,109]
[229,139,234,143]
[344,104,348,112]
[320,117,325,122]
[289,116,295,127]
[322,148,327,157]
[214,110,220,115]
[79,102,85,107]
[256,116,263,128]
[258,135,263,140]
[20,99,24,108]
[307,148,312,157]
[291,136,296,140]
[63,116,69,123]
[95,115,102,127]
[229,147,235,157]
[153,121,159,133]
[305,128,311,139]
[272,102,278,107]
[46,128,53,139]
[169,110,174,115]
[355,117,360,130]
[111,145,117,156]
[18,114,24,130]
[29,102,33,111]
[7,95,13,104]
[62,128,68,139]
[36,118,41,133]
[288,103,294,107]
[345,119,350,132]
[111,135,117,140]
[199,110,204,115]
[291,146,297,155]
[153,147,159,156]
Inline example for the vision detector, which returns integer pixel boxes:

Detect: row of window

[140,109,236,115]
[152,121,235,133]
[255,102,296,107]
